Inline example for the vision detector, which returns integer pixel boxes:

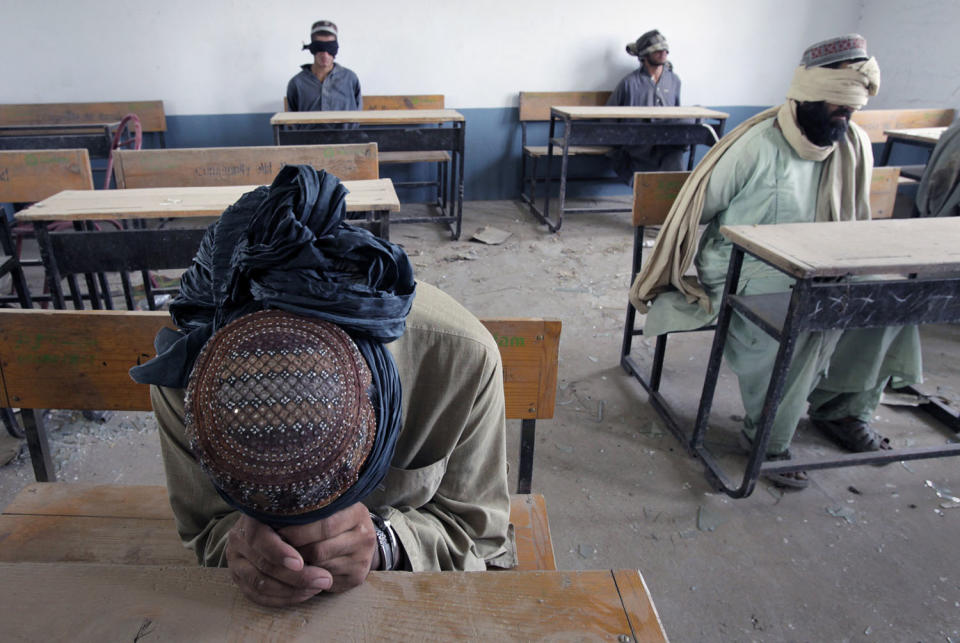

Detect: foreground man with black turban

[131,165,513,606]
[629,35,922,489]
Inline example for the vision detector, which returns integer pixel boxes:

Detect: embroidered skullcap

[801,34,868,68]
[185,310,376,520]
[627,30,669,58]
[130,164,414,524]
[311,20,338,38]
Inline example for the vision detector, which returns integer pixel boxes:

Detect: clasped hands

[226,501,380,607]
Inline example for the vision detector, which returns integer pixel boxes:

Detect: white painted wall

[857,0,960,109]
[3,0,951,115]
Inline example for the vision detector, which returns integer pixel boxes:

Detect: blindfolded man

[630,35,922,489]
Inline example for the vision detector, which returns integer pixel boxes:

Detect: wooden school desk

[15,179,399,224]
[14,180,400,308]
[536,105,728,232]
[0,483,666,640]
[0,562,667,641]
[878,126,947,180]
[271,109,466,239]
[687,218,960,497]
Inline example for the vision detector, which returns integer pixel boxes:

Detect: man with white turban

[630,35,922,488]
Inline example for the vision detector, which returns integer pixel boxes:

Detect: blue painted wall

[160,106,929,202]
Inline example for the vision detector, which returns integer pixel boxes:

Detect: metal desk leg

[454,121,465,240]
[541,115,557,226]
[691,250,812,497]
[21,408,55,482]
[879,139,894,166]
[33,223,68,309]
[273,125,280,145]
[554,119,571,233]
[517,419,536,494]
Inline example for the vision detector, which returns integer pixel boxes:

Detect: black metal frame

[33,214,391,311]
[687,247,960,498]
[274,121,466,240]
[0,123,115,159]
[533,112,726,232]
[619,220,715,445]
[878,133,938,180]
[518,120,622,214]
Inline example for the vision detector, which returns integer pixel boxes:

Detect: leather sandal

[810,417,892,453]
[737,431,810,490]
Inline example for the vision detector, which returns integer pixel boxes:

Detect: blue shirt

[286,63,362,129]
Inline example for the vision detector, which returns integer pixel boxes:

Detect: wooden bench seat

[851,108,956,144]
[0,482,557,571]
[0,309,560,495]
[518,91,613,208]
[0,149,97,306]
[379,150,451,164]
[0,100,168,152]
[364,95,450,204]
[112,143,379,188]
[522,145,612,157]
[852,108,956,187]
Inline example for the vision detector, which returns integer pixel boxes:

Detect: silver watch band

[369,512,398,571]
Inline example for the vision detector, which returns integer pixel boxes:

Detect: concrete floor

[2,198,959,642]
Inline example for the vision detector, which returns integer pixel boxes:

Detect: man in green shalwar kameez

[630,35,922,488]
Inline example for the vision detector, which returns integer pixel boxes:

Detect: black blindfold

[303,40,339,56]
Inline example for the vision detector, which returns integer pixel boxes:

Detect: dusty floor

[2,198,959,642]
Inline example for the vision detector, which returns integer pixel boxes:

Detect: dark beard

[796,101,851,146]
[644,55,665,67]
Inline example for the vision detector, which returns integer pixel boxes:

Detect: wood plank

[481,319,561,420]
[510,493,557,571]
[113,143,379,188]
[0,309,172,410]
[379,150,451,164]
[612,569,670,643]
[364,95,444,111]
[0,564,655,641]
[4,482,173,518]
[518,91,611,122]
[2,484,557,572]
[0,515,191,565]
[15,178,400,222]
[851,108,955,143]
[272,109,464,125]
[721,218,960,279]
[523,145,612,157]
[553,105,729,120]
[869,166,900,219]
[882,127,947,145]
[631,167,904,226]
[0,149,94,202]
[633,171,690,227]
[0,100,167,133]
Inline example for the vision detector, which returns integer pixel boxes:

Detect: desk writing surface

[0,563,667,642]
[882,127,946,144]
[271,109,465,126]
[721,218,960,279]
[551,105,729,120]
[15,179,400,222]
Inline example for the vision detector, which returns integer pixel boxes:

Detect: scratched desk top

[721,218,960,279]
[271,109,465,125]
[15,179,400,222]
[0,563,667,641]
[550,105,729,120]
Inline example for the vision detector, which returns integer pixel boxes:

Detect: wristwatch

[369,512,398,571]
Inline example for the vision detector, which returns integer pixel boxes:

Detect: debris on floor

[470,226,511,245]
